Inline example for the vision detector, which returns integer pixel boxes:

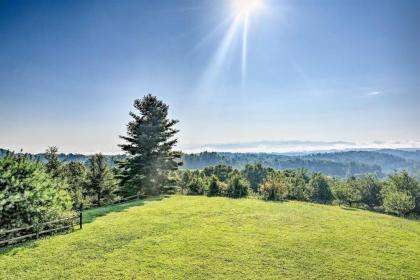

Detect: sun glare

[232,0,264,19]
[199,0,266,92]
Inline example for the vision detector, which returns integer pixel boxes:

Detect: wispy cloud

[367,91,382,96]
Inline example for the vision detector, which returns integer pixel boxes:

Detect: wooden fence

[0,194,146,248]
[0,215,81,247]
[84,194,144,210]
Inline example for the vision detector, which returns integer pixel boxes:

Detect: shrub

[203,165,233,182]
[62,161,88,209]
[285,169,311,201]
[383,191,415,216]
[242,163,270,193]
[358,175,382,208]
[186,176,207,195]
[308,173,333,203]
[0,154,72,229]
[332,177,362,207]
[383,171,420,214]
[226,175,250,198]
[207,176,221,196]
[259,173,289,201]
[85,154,118,206]
[161,185,180,194]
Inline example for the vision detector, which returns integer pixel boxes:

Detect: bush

[242,163,270,193]
[85,154,118,206]
[383,171,420,214]
[383,191,415,216]
[285,169,311,201]
[226,175,250,198]
[259,173,289,201]
[358,175,382,208]
[332,177,362,207]
[62,161,88,209]
[308,173,333,203]
[186,176,207,195]
[161,185,180,194]
[207,176,221,196]
[203,165,233,182]
[0,154,72,229]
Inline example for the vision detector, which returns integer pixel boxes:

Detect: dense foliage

[182,150,420,177]
[1,95,419,231]
[85,154,117,206]
[3,149,419,178]
[176,163,420,217]
[118,94,181,195]
[0,154,72,229]
[62,161,88,209]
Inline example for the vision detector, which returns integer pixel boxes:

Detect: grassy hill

[1,196,419,279]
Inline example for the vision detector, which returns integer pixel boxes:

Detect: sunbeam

[241,16,249,88]
[198,0,265,92]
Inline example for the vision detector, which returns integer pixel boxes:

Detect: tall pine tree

[86,153,116,206]
[45,146,62,178]
[118,94,181,195]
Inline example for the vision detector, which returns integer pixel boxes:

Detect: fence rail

[82,194,146,211]
[0,215,80,247]
[0,194,146,248]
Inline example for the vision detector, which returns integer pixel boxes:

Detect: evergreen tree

[86,154,116,206]
[63,161,88,209]
[308,173,333,203]
[0,153,71,229]
[242,163,270,192]
[45,146,62,178]
[207,175,221,196]
[226,174,250,198]
[118,94,181,195]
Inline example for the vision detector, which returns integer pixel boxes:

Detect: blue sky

[0,0,419,153]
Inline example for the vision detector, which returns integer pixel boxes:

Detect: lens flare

[197,0,265,93]
[232,0,264,88]
[232,0,264,19]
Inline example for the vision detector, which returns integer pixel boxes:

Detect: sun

[231,0,264,19]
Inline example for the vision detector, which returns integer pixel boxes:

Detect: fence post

[79,203,83,230]
[35,223,39,239]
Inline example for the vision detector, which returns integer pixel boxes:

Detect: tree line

[1,94,419,230]
[182,150,420,178]
[1,94,180,230]
[175,163,420,217]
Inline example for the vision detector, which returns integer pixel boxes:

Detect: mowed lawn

[1,196,419,279]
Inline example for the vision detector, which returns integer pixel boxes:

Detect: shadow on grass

[340,206,357,211]
[83,196,165,224]
[0,196,167,254]
[0,239,38,255]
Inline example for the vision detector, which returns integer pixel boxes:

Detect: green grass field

[1,196,419,279]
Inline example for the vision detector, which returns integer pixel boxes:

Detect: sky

[0,0,419,154]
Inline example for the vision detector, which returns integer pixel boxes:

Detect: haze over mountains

[2,145,419,179]
[179,140,420,154]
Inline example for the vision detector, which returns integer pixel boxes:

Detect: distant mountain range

[178,140,420,154]
[181,150,420,178]
[1,147,419,178]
